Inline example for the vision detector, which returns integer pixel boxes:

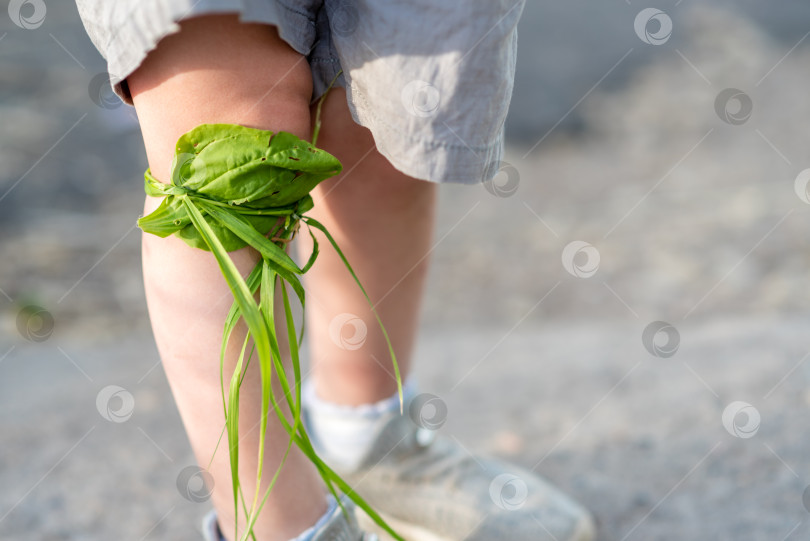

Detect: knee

[128,15,314,181]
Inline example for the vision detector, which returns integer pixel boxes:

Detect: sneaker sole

[356,508,597,541]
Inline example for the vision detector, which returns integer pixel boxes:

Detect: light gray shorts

[75,0,524,184]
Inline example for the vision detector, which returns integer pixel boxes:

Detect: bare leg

[132,15,326,541]
[297,89,437,406]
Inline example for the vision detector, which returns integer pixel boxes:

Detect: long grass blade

[302,217,403,411]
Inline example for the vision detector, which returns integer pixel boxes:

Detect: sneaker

[201,509,220,541]
[316,401,596,541]
[201,497,379,541]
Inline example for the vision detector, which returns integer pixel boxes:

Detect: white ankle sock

[302,378,417,471]
[215,496,338,541]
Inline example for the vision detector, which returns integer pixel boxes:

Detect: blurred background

[2,1,810,539]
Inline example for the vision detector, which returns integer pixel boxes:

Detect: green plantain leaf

[195,198,301,274]
[136,194,189,238]
[138,120,403,541]
[174,125,342,206]
[304,217,403,412]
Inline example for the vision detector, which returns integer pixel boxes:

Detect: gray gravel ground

[2,1,810,540]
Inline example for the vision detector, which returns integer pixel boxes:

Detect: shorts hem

[346,87,505,185]
[101,0,315,104]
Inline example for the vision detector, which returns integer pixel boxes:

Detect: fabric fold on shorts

[76,0,524,184]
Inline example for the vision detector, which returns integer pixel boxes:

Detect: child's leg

[131,15,327,541]
[294,94,596,541]
[297,88,437,407]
